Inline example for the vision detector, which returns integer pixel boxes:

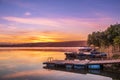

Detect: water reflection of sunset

[0,50,63,79]
[0,51,65,63]
[0,50,113,80]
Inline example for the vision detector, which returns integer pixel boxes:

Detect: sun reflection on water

[0,49,113,80]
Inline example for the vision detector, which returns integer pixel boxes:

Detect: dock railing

[47,57,54,62]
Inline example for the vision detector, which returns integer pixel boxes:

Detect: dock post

[100,64,103,70]
[86,65,88,70]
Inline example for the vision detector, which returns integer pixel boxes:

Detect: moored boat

[65,47,107,60]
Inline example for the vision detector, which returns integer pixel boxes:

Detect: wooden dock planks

[43,59,120,65]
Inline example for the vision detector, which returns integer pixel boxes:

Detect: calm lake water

[0,47,119,80]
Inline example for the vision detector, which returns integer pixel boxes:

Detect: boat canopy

[79,47,92,52]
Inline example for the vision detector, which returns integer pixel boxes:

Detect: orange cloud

[0,31,86,43]
[1,16,113,43]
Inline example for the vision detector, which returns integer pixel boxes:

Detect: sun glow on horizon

[0,0,119,43]
[0,32,87,43]
[31,36,58,42]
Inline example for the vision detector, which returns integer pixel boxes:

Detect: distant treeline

[87,24,120,52]
[0,41,87,47]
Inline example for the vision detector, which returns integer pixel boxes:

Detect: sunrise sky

[0,0,120,43]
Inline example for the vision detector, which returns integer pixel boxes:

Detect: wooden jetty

[43,59,120,70]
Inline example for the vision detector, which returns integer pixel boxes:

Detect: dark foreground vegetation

[87,23,120,58]
[87,23,120,52]
[87,23,120,72]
